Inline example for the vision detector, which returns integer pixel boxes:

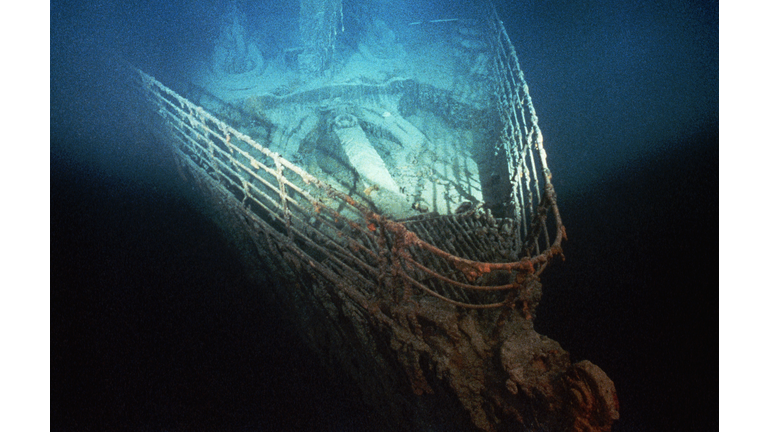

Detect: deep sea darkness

[537,129,718,432]
[51,154,373,431]
[51,1,718,431]
[51,120,717,432]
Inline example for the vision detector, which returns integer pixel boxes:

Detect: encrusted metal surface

[121,3,623,431]
[125,2,563,309]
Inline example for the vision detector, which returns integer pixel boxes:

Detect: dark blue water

[51,160,373,431]
[51,1,718,430]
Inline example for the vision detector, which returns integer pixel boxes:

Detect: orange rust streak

[376,214,549,282]
[400,255,523,291]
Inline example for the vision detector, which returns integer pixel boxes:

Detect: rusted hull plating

[123,1,618,430]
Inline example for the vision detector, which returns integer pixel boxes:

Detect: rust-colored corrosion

[126,28,618,428]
